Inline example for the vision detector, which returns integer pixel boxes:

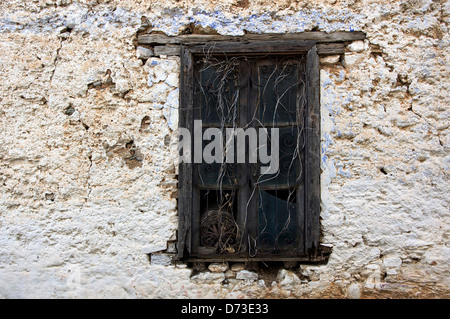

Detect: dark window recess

[178,41,321,262]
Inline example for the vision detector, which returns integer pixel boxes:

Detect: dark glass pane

[199,65,239,126]
[257,189,297,253]
[194,128,240,188]
[195,162,239,187]
[258,126,302,187]
[258,62,299,125]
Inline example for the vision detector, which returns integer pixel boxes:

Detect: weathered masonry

[138,32,365,264]
[0,0,448,299]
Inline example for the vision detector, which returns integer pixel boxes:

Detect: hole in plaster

[369,44,383,58]
[136,16,152,36]
[124,141,143,169]
[64,105,75,116]
[140,116,151,131]
[380,167,388,175]
[236,0,250,8]
[181,23,195,35]
[181,23,219,35]
[164,134,171,146]
[87,75,115,90]
[125,140,134,150]
[66,23,76,33]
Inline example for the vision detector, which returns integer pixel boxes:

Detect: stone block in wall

[150,253,173,266]
[347,40,365,52]
[344,53,365,66]
[230,263,245,272]
[236,270,258,281]
[191,272,225,284]
[320,55,341,65]
[136,46,154,60]
[277,269,301,287]
[208,263,229,273]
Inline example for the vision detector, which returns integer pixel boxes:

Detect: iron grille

[178,42,321,261]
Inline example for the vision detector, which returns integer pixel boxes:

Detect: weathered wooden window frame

[137,32,365,262]
[179,41,320,263]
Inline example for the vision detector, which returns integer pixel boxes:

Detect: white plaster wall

[0,0,448,298]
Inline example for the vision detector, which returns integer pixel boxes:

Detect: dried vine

[193,49,307,256]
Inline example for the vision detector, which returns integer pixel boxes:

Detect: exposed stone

[343,52,365,66]
[277,269,301,287]
[320,55,341,65]
[236,270,258,281]
[166,242,177,254]
[150,253,173,266]
[0,0,447,299]
[191,272,225,284]
[383,257,402,269]
[230,263,246,272]
[224,270,236,279]
[300,266,321,281]
[383,257,402,275]
[347,40,365,52]
[136,46,154,60]
[347,283,362,299]
[208,263,229,273]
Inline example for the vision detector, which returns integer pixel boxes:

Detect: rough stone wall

[0,0,448,298]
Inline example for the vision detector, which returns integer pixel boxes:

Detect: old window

[178,41,320,262]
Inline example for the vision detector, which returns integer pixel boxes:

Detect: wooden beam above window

[138,31,365,57]
[138,31,366,45]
